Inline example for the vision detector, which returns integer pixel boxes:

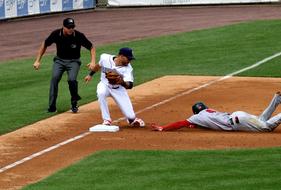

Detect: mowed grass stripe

[23,148,281,190]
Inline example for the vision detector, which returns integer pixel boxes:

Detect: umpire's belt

[229,116,240,125]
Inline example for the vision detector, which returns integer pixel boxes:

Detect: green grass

[23,148,281,190]
[1,20,281,134]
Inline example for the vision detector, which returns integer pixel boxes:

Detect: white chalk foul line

[1,52,281,173]
[115,52,281,122]
[0,132,91,173]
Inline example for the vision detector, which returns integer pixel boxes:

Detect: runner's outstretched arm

[151,120,195,131]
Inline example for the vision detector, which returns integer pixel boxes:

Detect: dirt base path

[1,76,281,189]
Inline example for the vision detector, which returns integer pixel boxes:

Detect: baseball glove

[105,71,122,85]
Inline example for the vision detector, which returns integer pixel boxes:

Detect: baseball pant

[49,56,81,109]
[230,93,281,132]
[97,81,136,122]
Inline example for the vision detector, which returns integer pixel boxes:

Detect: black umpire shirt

[44,29,93,60]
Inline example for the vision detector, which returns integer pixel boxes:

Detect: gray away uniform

[188,93,281,132]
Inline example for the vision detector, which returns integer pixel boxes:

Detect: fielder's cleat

[130,118,145,128]
[102,120,112,126]
[151,124,164,131]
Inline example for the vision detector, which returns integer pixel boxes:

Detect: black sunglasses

[65,25,75,29]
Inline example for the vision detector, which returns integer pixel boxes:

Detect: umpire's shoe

[71,101,79,113]
[47,107,57,113]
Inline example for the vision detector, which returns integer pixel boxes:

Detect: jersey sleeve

[187,114,199,125]
[44,29,58,47]
[98,53,108,67]
[122,65,134,82]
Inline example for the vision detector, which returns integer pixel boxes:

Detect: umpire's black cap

[63,18,75,29]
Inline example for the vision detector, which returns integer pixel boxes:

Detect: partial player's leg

[231,111,266,132]
[48,59,65,112]
[67,60,81,113]
[97,82,111,124]
[110,88,145,127]
[257,92,281,131]
[266,113,281,131]
[110,88,135,120]
[259,92,281,121]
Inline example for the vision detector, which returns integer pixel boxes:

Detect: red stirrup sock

[162,120,191,131]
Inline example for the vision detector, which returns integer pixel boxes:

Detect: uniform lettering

[205,109,216,113]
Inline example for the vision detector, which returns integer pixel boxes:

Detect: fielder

[85,47,145,127]
[152,92,281,132]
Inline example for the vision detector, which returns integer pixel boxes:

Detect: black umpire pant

[49,56,81,110]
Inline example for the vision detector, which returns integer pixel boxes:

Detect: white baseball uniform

[188,93,281,132]
[96,53,136,122]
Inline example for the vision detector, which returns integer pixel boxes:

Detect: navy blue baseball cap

[63,18,75,28]
[192,102,208,114]
[119,47,135,61]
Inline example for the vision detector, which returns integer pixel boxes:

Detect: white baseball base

[89,124,119,132]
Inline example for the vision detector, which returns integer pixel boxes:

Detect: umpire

[33,18,96,113]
